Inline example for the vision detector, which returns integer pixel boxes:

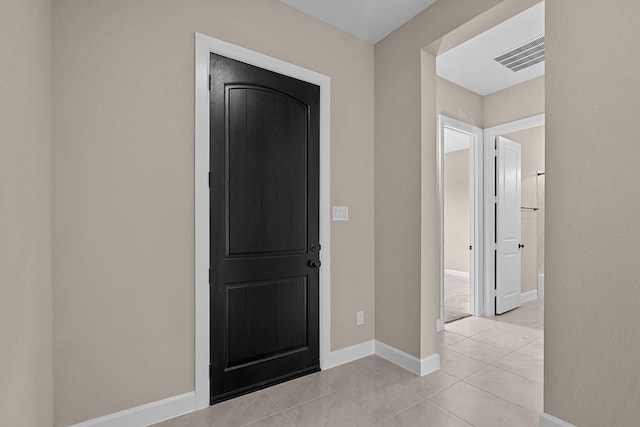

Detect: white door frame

[194,33,331,410]
[438,115,483,330]
[483,114,544,317]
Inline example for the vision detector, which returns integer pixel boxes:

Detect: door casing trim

[438,115,483,329]
[195,32,331,410]
[483,114,544,317]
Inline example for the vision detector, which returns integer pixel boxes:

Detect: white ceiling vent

[494,36,545,72]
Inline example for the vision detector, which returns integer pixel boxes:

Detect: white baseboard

[375,340,440,376]
[540,412,575,427]
[72,340,441,426]
[521,289,538,304]
[323,339,375,369]
[444,269,470,278]
[538,274,545,298]
[69,392,195,427]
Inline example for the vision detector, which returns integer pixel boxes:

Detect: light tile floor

[154,299,544,427]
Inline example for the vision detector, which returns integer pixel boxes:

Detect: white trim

[521,289,538,304]
[438,115,484,328]
[540,413,576,427]
[69,392,195,427]
[324,340,375,369]
[483,114,545,317]
[538,273,545,298]
[195,33,332,411]
[445,269,470,278]
[375,340,440,376]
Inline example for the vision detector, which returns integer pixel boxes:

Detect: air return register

[494,36,545,72]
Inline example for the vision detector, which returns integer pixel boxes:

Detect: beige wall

[437,77,483,274]
[504,127,544,294]
[376,0,509,360]
[0,0,53,425]
[545,0,640,424]
[52,0,374,424]
[437,76,484,128]
[443,149,470,273]
[375,0,540,358]
[483,76,545,128]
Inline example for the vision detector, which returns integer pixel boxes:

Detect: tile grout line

[427,399,477,426]
[488,359,544,384]
[460,374,541,412]
[444,331,542,366]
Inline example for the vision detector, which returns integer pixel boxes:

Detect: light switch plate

[332,206,349,221]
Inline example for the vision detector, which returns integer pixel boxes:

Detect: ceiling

[280,0,544,96]
[436,2,545,96]
[280,0,438,44]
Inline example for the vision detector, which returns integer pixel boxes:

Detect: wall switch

[332,206,349,221]
[356,310,364,326]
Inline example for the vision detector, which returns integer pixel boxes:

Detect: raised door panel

[227,86,308,256]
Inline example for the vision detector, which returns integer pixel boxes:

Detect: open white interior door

[496,136,522,314]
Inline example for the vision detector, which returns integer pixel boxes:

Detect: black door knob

[308,260,321,268]
[518,243,525,249]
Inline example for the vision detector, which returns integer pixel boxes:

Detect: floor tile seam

[426,398,477,426]
[440,363,487,382]
[463,369,543,394]
[265,392,286,412]
[369,392,431,425]
[494,320,543,332]
[414,377,461,401]
[497,407,539,427]
[373,391,444,426]
[277,408,297,427]
[445,325,498,339]
[339,368,411,392]
[473,325,543,342]
[491,337,543,361]
[447,348,488,364]
[271,387,337,413]
[465,332,537,351]
[239,408,286,427]
[488,361,544,384]
[464,381,530,414]
[460,377,539,411]
[466,325,501,338]
[442,343,501,365]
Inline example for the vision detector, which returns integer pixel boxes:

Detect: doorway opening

[438,116,483,327]
[432,1,545,325]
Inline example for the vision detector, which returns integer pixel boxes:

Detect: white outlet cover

[356,310,364,325]
[333,206,349,221]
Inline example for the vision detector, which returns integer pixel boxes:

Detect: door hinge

[493,243,498,251]
[491,289,497,298]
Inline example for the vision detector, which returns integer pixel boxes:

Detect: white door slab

[496,136,522,314]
